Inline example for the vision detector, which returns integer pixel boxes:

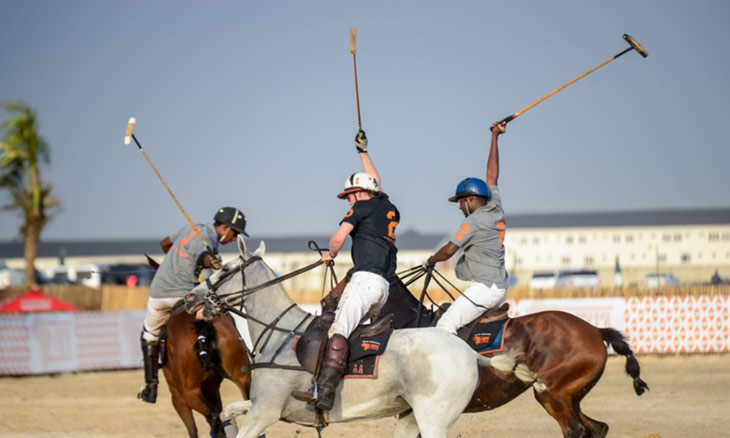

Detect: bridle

[199,248,335,371]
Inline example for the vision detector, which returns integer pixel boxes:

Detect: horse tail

[478,351,547,392]
[599,328,649,396]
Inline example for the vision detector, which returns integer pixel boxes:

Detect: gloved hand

[355,130,368,152]
[422,257,435,271]
[209,254,223,270]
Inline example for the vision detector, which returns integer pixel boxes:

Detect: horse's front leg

[234,402,280,438]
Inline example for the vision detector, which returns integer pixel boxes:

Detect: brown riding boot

[137,336,159,404]
[291,334,349,411]
[315,334,348,411]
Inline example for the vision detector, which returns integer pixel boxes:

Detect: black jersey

[340,193,400,277]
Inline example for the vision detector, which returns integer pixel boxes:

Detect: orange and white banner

[1,297,727,375]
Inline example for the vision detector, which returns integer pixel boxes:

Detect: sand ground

[1,354,728,438]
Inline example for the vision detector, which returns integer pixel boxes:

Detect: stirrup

[291,386,319,405]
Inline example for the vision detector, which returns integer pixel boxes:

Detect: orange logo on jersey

[386,210,398,240]
[454,223,470,240]
[344,209,354,218]
[497,220,506,249]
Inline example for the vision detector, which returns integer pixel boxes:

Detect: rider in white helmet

[293,130,400,411]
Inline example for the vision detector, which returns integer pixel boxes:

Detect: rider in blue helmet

[425,121,509,335]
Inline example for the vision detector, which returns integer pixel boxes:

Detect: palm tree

[0,102,60,288]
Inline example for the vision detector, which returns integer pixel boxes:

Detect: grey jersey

[449,185,508,288]
[149,223,219,299]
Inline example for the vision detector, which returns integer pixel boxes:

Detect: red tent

[0,289,78,313]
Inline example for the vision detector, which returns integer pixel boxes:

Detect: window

[663,234,671,242]
[723,233,730,241]
[626,234,634,243]
[561,256,571,266]
[584,256,594,266]
[657,254,667,263]
[520,237,527,245]
[579,235,586,244]
[681,253,691,264]
[709,232,720,241]
[566,236,574,244]
[613,234,621,243]
[533,237,540,245]
[673,233,682,242]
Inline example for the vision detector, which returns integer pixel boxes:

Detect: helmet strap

[463,197,472,216]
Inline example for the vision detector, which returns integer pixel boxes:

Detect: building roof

[1,208,728,258]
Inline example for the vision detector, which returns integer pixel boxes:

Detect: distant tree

[0,102,60,288]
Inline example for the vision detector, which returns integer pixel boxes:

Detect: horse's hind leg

[534,389,587,438]
[170,389,199,438]
[578,410,608,438]
[393,410,420,438]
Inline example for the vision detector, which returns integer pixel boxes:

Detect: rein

[202,244,336,372]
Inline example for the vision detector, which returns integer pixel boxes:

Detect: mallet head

[124,117,136,145]
[623,34,648,58]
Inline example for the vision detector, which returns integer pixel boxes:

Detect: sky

[1,1,729,242]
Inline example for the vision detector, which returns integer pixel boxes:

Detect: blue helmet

[448,178,490,202]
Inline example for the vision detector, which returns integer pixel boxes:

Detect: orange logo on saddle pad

[473,335,492,345]
[361,341,380,351]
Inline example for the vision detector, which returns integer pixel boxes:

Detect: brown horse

[161,305,252,437]
[375,273,648,438]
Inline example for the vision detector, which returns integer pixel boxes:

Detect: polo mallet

[124,117,212,250]
[350,27,363,130]
[492,34,648,131]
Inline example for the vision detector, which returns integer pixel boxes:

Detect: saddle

[160,301,217,370]
[294,311,394,378]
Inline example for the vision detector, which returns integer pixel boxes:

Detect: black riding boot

[137,336,159,404]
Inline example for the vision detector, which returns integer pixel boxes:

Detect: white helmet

[337,172,379,199]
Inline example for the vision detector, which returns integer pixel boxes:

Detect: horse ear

[237,234,248,258]
[254,240,266,258]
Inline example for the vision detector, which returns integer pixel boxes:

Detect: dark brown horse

[161,306,252,437]
[379,274,648,438]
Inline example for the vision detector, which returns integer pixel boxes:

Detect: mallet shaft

[351,27,362,130]
[495,34,648,128]
[124,121,211,250]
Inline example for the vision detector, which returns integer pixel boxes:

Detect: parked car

[529,269,601,289]
[42,264,104,288]
[554,270,601,289]
[528,271,559,289]
[0,260,24,289]
[642,273,680,288]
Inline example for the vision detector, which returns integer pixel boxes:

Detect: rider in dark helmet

[424,121,509,335]
[137,206,247,404]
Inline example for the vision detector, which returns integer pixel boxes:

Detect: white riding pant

[329,271,390,339]
[142,296,183,342]
[436,281,507,335]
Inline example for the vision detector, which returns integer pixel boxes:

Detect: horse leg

[200,378,225,437]
[533,389,587,438]
[169,387,199,438]
[393,410,420,438]
[235,404,280,438]
[573,378,608,438]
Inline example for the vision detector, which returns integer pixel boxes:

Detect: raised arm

[355,130,382,189]
[486,121,505,186]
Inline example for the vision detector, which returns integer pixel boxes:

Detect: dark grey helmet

[214,207,249,236]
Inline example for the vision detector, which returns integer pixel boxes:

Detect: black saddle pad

[465,318,510,355]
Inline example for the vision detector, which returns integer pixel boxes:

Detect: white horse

[195,236,518,438]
